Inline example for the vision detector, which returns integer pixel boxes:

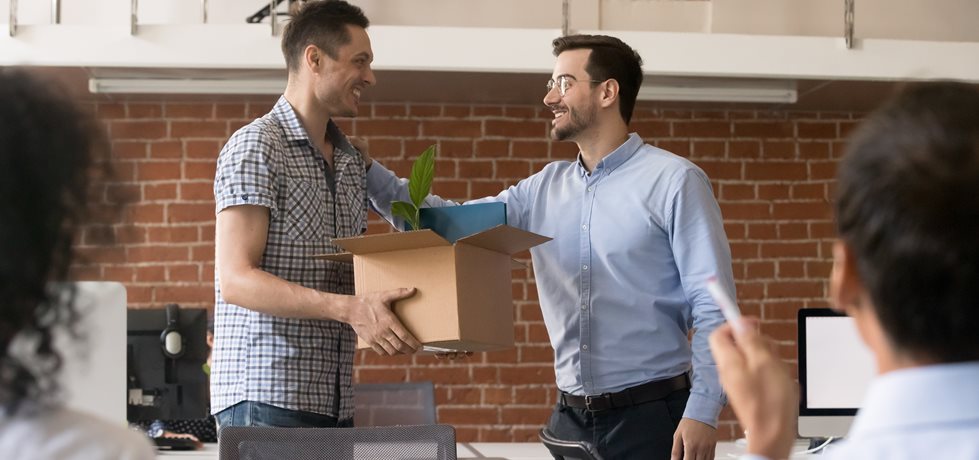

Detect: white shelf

[3,24,979,82]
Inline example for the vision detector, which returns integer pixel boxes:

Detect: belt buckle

[584,393,611,411]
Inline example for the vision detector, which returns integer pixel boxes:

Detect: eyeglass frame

[546,74,605,97]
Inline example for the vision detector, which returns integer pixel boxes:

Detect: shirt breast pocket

[286,179,328,242]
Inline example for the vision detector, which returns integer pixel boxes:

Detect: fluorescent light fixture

[88,75,797,104]
[638,78,797,104]
[88,77,286,95]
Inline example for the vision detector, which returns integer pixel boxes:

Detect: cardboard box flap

[332,229,450,255]
[457,225,551,255]
[313,252,354,263]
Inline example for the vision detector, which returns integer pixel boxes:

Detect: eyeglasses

[546,75,604,97]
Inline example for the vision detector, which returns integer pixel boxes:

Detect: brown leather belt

[559,374,690,412]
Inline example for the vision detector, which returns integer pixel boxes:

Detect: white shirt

[743,361,979,459]
[0,407,155,460]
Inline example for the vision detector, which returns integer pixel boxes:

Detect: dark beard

[550,105,594,141]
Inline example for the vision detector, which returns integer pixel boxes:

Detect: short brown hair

[552,34,644,124]
[281,0,369,73]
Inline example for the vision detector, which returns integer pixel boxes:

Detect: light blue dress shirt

[367,133,734,425]
[741,361,979,459]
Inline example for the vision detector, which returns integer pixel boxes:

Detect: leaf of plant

[391,201,419,231]
[408,145,436,209]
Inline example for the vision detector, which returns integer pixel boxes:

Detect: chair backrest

[218,424,457,460]
[354,381,436,426]
[538,428,604,460]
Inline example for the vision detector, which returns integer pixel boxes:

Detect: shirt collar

[271,95,356,158]
[327,119,357,159]
[271,96,309,143]
[847,361,979,438]
[574,132,643,177]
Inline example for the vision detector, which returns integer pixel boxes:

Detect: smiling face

[313,25,376,118]
[543,48,600,142]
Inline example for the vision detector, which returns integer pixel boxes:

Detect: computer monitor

[55,281,128,425]
[127,304,209,421]
[797,308,877,438]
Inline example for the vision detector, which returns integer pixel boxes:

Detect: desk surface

[156,443,552,460]
[157,440,816,459]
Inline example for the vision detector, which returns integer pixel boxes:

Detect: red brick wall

[77,95,862,442]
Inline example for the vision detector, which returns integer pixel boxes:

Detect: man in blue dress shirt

[710,82,979,460]
[364,35,734,459]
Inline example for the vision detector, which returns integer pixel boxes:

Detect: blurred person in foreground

[0,69,154,459]
[710,81,979,460]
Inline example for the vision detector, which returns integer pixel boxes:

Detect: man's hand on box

[348,287,421,355]
[350,136,372,169]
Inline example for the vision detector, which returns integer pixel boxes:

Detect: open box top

[315,225,551,262]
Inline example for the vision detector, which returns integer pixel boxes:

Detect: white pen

[706,276,746,335]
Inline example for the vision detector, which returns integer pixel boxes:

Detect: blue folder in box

[418,202,507,243]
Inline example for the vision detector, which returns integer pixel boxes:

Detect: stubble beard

[324,90,359,118]
[550,104,596,141]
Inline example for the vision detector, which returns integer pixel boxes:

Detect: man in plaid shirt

[211,0,420,429]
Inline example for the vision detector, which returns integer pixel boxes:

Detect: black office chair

[539,428,604,460]
[219,424,456,460]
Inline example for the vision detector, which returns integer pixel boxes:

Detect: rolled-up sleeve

[214,126,280,217]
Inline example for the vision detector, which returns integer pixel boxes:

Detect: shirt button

[581,304,587,310]
[582,265,589,271]
[582,344,589,351]
[581,224,588,231]
[587,186,594,192]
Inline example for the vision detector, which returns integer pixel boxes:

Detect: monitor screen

[127,305,209,421]
[55,282,128,425]
[797,308,876,438]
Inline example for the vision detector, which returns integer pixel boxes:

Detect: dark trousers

[547,388,689,460]
[215,400,353,430]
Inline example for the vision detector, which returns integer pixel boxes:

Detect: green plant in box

[391,145,436,231]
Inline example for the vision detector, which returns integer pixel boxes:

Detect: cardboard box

[316,205,550,352]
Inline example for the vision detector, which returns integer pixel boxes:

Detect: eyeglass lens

[546,76,572,96]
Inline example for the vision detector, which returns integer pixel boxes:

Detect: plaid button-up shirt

[211,96,367,419]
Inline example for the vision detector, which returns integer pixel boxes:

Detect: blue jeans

[215,401,353,430]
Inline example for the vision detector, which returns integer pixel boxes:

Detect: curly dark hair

[835,81,979,363]
[281,0,370,73]
[0,68,111,415]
